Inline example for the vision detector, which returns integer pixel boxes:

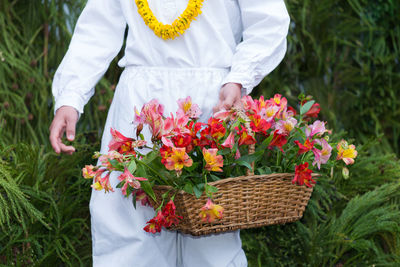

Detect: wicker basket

[151,173,315,236]
[150,109,315,236]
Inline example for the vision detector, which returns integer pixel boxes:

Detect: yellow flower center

[183,101,192,113]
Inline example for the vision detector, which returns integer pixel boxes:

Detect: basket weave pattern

[152,173,314,236]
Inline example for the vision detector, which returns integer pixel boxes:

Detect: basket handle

[233,108,255,176]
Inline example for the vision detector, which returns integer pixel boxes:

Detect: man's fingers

[66,117,76,141]
[60,143,75,155]
[49,120,63,154]
[222,101,233,110]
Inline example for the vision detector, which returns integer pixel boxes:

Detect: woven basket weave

[151,173,315,236]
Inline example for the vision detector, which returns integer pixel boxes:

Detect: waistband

[124,65,230,75]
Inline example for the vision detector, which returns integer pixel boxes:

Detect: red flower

[143,211,165,234]
[108,128,136,155]
[162,200,182,227]
[268,130,287,152]
[287,106,297,116]
[294,138,315,154]
[136,189,152,207]
[237,125,256,146]
[292,162,315,188]
[249,114,272,133]
[301,100,321,119]
[172,134,192,149]
[208,118,226,140]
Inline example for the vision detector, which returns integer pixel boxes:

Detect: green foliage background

[0,0,399,266]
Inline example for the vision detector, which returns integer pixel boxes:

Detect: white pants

[90,66,248,267]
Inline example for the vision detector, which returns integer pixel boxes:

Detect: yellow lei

[135,0,205,40]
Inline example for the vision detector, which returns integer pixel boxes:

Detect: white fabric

[92,66,247,267]
[51,0,290,266]
[52,0,290,115]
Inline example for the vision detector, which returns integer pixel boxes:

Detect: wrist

[223,83,242,94]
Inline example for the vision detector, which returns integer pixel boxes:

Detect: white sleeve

[52,0,127,116]
[221,0,290,95]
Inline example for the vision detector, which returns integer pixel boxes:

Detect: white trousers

[90,66,248,267]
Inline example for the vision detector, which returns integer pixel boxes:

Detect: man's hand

[213,82,243,114]
[49,106,78,155]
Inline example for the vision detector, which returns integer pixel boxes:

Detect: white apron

[90,66,248,267]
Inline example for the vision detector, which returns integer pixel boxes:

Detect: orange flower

[82,165,96,179]
[199,198,224,223]
[237,125,256,146]
[202,148,223,172]
[164,147,193,171]
[208,118,226,140]
[336,140,357,165]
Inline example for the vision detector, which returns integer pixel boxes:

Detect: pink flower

[161,136,175,147]
[117,168,147,196]
[177,96,202,118]
[241,95,259,112]
[260,105,280,123]
[135,99,165,138]
[161,111,190,137]
[312,138,332,169]
[274,117,298,135]
[221,132,235,149]
[305,120,328,138]
[199,198,224,223]
[267,94,288,118]
[213,109,236,121]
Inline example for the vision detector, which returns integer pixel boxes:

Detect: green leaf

[256,134,274,152]
[116,181,124,189]
[107,159,120,168]
[218,148,232,156]
[142,150,158,164]
[237,150,263,165]
[300,100,315,115]
[210,174,221,181]
[135,164,147,177]
[237,160,253,171]
[140,180,156,202]
[162,191,170,199]
[183,183,194,195]
[132,191,137,209]
[193,184,204,198]
[185,162,199,172]
[205,184,218,194]
[127,160,137,174]
[126,186,133,198]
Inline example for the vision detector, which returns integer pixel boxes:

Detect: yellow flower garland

[135,0,205,40]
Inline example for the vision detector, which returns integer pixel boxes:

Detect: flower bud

[342,167,349,179]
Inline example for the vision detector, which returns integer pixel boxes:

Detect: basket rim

[153,172,320,193]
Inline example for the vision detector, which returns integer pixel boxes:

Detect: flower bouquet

[82,94,357,236]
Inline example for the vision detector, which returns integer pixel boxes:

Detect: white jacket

[52,0,290,115]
